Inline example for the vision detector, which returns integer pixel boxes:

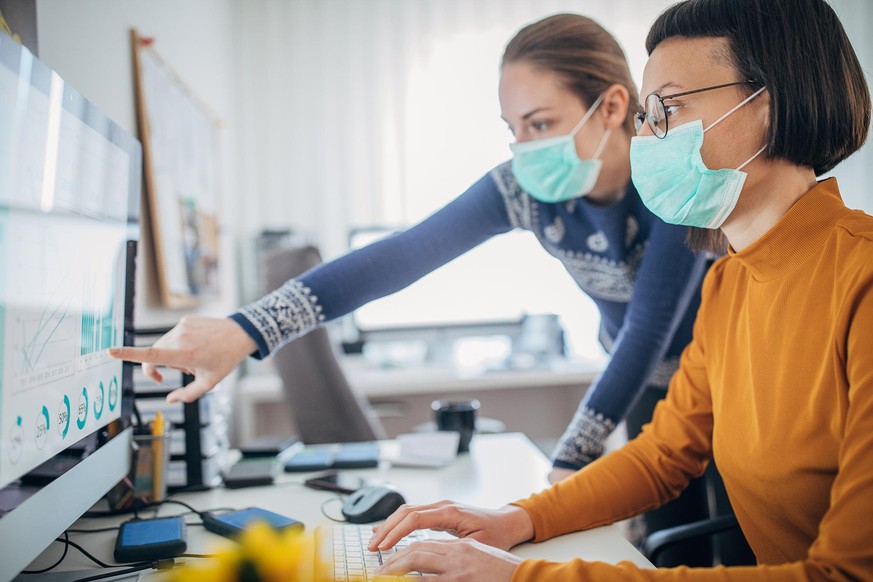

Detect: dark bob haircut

[647,0,870,177]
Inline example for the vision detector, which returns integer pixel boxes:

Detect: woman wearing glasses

[113,13,715,557]
[367,0,873,578]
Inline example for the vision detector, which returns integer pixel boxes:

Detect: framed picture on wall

[130,28,222,307]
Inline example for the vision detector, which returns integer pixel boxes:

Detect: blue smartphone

[201,507,303,540]
[114,516,187,563]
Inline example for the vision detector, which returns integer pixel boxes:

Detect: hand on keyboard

[374,537,523,581]
[368,500,534,553]
[324,525,429,581]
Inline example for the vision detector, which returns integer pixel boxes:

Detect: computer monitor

[0,30,141,580]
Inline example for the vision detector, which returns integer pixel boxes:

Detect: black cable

[67,526,121,534]
[153,498,202,516]
[180,553,214,559]
[320,496,347,523]
[20,531,70,574]
[70,562,156,582]
[63,538,116,568]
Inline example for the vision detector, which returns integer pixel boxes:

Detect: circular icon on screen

[58,395,71,439]
[35,406,50,450]
[108,376,119,411]
[76,388,89,430]
[94,381,105,420]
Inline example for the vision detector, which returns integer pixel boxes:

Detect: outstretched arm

[111,170,514,402]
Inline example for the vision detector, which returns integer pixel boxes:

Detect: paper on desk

[388,432,460,468]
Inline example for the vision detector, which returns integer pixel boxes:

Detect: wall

[824,0,873,212]
[36,0,243,328]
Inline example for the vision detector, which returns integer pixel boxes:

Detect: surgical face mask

[629,86,767,229]
[510,93,611,203]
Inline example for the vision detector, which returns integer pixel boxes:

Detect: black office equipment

[222,459,278,489]
[303,471,366,494]
[239,435,300,458]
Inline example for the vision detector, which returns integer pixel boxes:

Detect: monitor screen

[0,30,140,577]
[0,36,134,489]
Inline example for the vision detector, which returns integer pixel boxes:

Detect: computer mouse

[341,485,406,524]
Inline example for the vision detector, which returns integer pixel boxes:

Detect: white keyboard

[316,524,431,580]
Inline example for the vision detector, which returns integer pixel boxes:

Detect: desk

[238,358,602,443]
[20,433,651,579]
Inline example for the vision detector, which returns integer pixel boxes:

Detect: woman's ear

[600,83,630,130]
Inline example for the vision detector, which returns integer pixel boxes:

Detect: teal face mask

[629,87,767,229]
[510,93,610,203]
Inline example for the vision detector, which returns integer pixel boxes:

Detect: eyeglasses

[635,80,757,139]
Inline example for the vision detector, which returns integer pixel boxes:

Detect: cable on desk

[69,561,159,582]
[320,496,347,523]
[153,498,202,516]
[20,531,70,574]
[152,498,236,519]
[67,526,122,534]
[63,538,119,568]
[21,534,150,576]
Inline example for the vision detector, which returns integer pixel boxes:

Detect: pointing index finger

[108,346,188,368]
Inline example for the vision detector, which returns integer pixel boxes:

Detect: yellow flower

[167,522,406,581]
[168,521,319,582]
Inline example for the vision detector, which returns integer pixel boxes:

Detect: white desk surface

[23,433,651,577]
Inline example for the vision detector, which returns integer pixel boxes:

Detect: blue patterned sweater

[231,161,710,469]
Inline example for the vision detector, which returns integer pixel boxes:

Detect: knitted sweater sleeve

[230,171,513,358]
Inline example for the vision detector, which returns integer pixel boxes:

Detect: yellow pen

[151,411,165,502]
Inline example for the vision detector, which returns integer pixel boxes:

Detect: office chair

[641,513,757,567]
[263,245,387,444]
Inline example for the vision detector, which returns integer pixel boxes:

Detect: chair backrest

[263,245,387,444]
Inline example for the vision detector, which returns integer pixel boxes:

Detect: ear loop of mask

[570,93,607,135]
[570,92,610,160]
[702,85,767,171]
[591,128,612,160]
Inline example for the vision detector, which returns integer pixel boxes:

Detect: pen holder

[132,429,171,505]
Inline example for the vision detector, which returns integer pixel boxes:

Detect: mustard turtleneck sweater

[512,178,873,580]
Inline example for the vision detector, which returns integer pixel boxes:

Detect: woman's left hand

[375,538,522,581]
